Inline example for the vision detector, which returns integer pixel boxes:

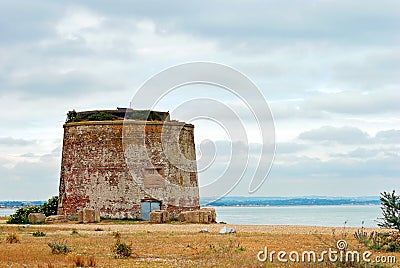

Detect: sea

[213,205,381,228]
[0,204,381,227]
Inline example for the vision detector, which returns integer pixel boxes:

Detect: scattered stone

[23,224,30,228]
[200,208,217,223]
[177,212,187,222]
[45,215,68,223]
[219,226,236,234]
[200,228,208,233]
[77,208,101,223]
[185,210,200,223]
[150,210,169,223]
[28,213,46,224]
[177,208,216,224]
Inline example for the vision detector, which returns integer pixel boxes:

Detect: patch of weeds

[6,232,20,243]
[71,229,79,235]
[219,221,227,224]
[111,232,137,259]
[32,230,46,237]
[313,221,349,249]
[209,239,245,256]
[113,240,133,258]
[102,218,143,224]
[48,242,72,254]
[73,254,96,267]
[74,254,85,267]
[186,244,200,254]
[354,228,400,252]
[112,231,121,239]
[234,243,246,253]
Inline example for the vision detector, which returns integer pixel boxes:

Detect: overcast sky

[0,1,399,200]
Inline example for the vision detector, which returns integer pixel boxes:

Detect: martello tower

[58,109,200,219]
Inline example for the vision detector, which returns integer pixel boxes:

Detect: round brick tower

[58,110,200,219]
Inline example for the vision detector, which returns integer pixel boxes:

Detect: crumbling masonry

[58,109,200,219]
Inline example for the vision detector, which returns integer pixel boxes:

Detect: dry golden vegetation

[0,220,399,267]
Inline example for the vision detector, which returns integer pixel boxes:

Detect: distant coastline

[0,196,381,210]
[201,196,380,207]
[0,200,44,209]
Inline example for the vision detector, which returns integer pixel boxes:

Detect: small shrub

[71,229,79,235]
[209,239,245,256]
[74,254,85,267]
[48,242,72,254]
[33,230,46,237]
[87,112,118,121]
[113,240,132,258]
[72,254,96,267]
[354,229,400,252]
[40,196,59,217]
[7,196,58,224]
[7,206,41,224]
[94,228,103,232]
[6,233,20,243]
[111,232,136,259]
[112,231,121,239]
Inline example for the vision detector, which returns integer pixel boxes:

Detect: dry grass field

[0,218,399,267]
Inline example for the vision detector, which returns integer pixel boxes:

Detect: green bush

[7,196,58,224]
[112,232,135,258]
[32,231,46,237]
[87,112,117,121]
[48,242,72,254]
[378,190,400,231]
[7,206,41,224]
[71,230,79,235]
[355,229,400,252]
[113,240,132,258]
[41,196,58,216]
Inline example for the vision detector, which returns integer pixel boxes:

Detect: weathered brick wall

[58,120,199,219]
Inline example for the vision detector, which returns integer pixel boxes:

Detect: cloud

[0,137,37,146]
[0,1,399,198]
[375,129,400,144]
[0,147,61,200]
[308,89,400,115]
[298,126,370,144]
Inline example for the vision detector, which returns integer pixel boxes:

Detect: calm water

[0,208,16,216]
[214,205,381,227]
[1,205,381,227]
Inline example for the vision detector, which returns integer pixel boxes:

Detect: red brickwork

[58,119,199,219]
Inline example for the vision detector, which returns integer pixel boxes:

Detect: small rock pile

[149,210,169,223]
[178,208,217,224]
[78,208,101,223]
